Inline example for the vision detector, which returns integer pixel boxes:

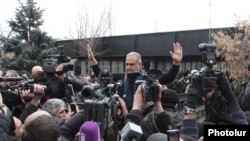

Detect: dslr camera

[139,69,163,103]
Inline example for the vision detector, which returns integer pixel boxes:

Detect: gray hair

[126,52,142,64]
[42,98,66,116]
[5,70,20,77]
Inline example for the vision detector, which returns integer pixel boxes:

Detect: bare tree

[68,4,113,75]
[69,4,113,53]
[213,19,250,92]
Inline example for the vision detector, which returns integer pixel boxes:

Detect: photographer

[186,43,248,125]
[125,84,175,140]
[184,68,247,125]
[49,63,83,103]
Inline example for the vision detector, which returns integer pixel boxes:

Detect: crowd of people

[0,42,249,141]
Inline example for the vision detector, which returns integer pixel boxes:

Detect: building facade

[55,27,233,76]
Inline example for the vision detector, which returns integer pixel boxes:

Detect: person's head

[31,66,44,82]
[4,70,21,85]
[180,134,196,141]
[42,99,67,120]
[147,133,168,141]
[22,115,60,141]
[24,110,51,126]
[22,74,29,81]
[162,89,179,111]
[5,70,20,78]
[125,52,142,73]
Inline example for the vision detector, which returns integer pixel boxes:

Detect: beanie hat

[162,89,179,104]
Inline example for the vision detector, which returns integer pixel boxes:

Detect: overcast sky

[0,0,250,39]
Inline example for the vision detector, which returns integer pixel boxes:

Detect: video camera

[77,79,124,138]
[136,69,163,103]
[199,43,217,67]
[14,80,47,94]
[42,45,72,73]
[191,43,220,96]
[80,83,101,99]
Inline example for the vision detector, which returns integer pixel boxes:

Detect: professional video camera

[78,79,124,138]
[137,69,163,103]
[0,77,47,104]
[80,83,101,99]
[105,80,123,96]
[15,80,47,95]
[0,77,23,92]
[42,45,72,73]
[191,43,221,96]
[99,66,111,87]
[199,43,217,67]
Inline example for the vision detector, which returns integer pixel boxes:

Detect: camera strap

[152,109,160,133]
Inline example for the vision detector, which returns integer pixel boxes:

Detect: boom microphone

[79,121,101,141]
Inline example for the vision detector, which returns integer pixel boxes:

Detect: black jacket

[60,110,85,141]
[0,111,15,141]
[49,71,83,103]
[126,109,174,140]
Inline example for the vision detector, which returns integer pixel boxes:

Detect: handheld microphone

[79,121,101,141]
[115,80,123,90]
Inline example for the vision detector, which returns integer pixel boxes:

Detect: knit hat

[147,133,168,141]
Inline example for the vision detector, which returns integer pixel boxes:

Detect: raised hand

[84,43,98,66]
[170,42,183,65]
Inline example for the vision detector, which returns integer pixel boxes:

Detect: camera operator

[184,70,248,125]
[49,63,83,103]
[18,83,46,123]
[1,70,21,105]
[185,43,248,125]
[125,84,176,140]
[30,65,53,105]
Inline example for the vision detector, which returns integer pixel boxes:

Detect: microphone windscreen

[117,80,123,86]
[79,121,101,141]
